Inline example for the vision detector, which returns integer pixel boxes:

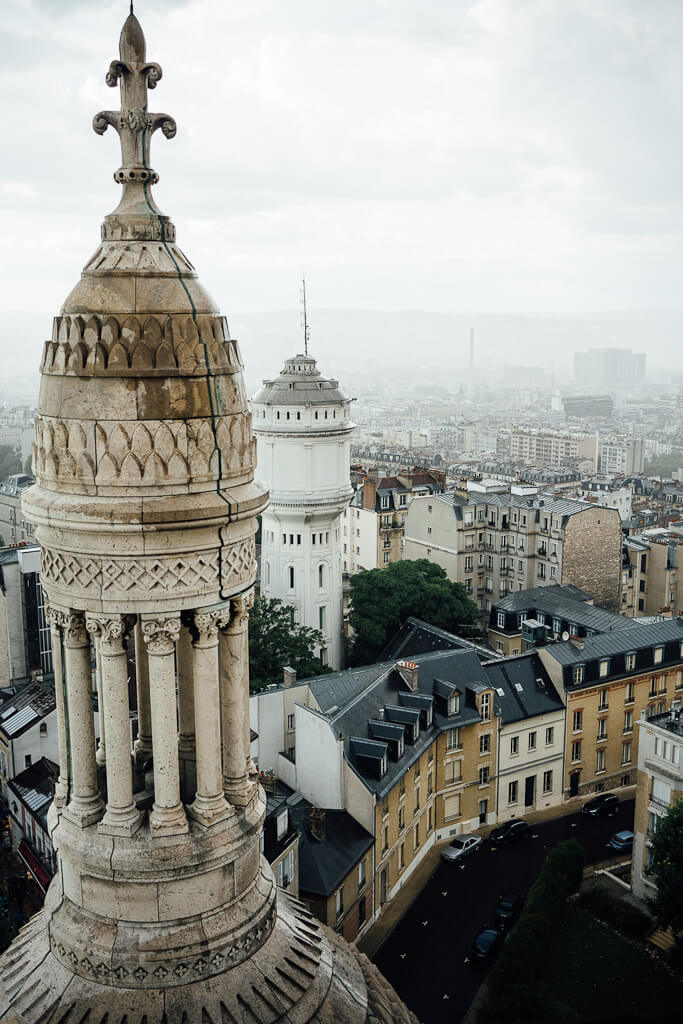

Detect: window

[622,741,632,765]
[381,797,389,819]
[480,734,491,755]
[597,719,607,741]
[288,566,294,590]
[358,859,366,888]
[413,822,420,852]
[465,556,473,572]
[573,710,583,733]
[528,731,537,751]
[654,647,663,664]
[383,552,390,564]
[543,770,553,794]
[414,787,420,813]
[382,825,389,853]
[444,760,462,786]
[649,678,657,698]
[398,842,405,872]
[659,674,667,694]
[277,849,295,888]
[508,780,518,804]
[480,693,491,721]
[444,794,461,820]
[545,727,554,746]
[287,714,295,731]
[479,765,490,786]
[571,741,582,763]
[625,682,635,703]
[596,749,605,773]
[318,564,324,588]
[427,771,433,795]
[40,722,48,736]
[276,810,288,840]
[24,754,32,768]
[598,690,608,711]
[573,665,584,685]
[335,887,344,919]
[624,711,633,733]
[599,660,609,678]
[510,735,519,756]
[428,805,433,832]
[496,611,505,629]
[319,606,326,631]
[398,807,405,832]
[446,727,462,750]
[625,653,636,672]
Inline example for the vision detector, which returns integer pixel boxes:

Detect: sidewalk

[358,841,444,959]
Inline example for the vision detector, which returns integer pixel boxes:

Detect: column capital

[86,612,131,654]
[142,614,181,656]
[53,609,88,647]
[189,608,225,646]
[224,590,254,634]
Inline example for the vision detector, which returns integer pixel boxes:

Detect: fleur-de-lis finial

[93,10,176,189]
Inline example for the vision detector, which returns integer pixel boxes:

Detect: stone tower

[252,354,354,670]
[0,11,418,1024]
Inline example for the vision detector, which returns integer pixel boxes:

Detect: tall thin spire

[300,276,310,356]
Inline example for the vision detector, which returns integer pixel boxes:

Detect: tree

[348,558,479,665]
[0,446,20,482]
[650,797,683,939]
[248,596,332,691]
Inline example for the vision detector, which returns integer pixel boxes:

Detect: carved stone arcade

[0,10,419,1024]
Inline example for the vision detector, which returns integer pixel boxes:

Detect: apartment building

[496,429,598,470]
[539,619,683,800]
[632,708,683,901]
[0,680,58,799]
[488,583,634,656]
[579,478,633,522]
[599,437,646,476]
[0,544,52,688]
[622,526,683,618]
[0,475,35,548]
[6,756,58,895]
[342,469,444,573]
[404,485,623,615]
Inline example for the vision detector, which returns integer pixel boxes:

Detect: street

[375,800,635,1024]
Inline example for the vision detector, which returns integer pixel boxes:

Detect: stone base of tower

[0,890,419,1024]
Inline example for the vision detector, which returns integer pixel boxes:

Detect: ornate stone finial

[93,11,176,189]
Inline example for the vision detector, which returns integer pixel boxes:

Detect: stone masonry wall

[562,506,622,610]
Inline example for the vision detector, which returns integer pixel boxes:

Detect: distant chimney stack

[572,637,585,650]
[283,665,297,689]
[363,476,378,511]
[397,660,419,691]
[310,807,326,842]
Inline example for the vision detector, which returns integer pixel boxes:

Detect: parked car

[609,830,634,852]
[581,793,619,817]
[469,926,504,963]
[489,818,530,847]
[494,892,524,931]
[441,834,483,862]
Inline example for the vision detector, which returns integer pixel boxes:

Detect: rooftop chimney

[397,660,419,691]
[363,476,378,511]
[283,665,297,688]
[310,807,326,842]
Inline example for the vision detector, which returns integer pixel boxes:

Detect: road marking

[422,920,428,926]
[400,953,407,959]
[442,891,448,896]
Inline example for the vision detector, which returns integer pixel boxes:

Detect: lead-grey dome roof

[251,354,350,406]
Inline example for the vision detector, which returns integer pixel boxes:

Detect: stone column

[47,607,69,807]
[61,611,104,827]
[242,591,258,783]
[176,622,196,803]
[187,609,230,827]
[142,614,188,836]
[86,614,142,837]
[219,594,250,807]
[94,637,106,767]
[133,618,153,766]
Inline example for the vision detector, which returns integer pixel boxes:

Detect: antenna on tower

[300,277,310,357]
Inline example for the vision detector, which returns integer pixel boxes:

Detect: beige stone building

[621,525,683,618]
[496,428,598,470]
[632,708,683,901]
[539,620,683,800]
[404,484,623,616]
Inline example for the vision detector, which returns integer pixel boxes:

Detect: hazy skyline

[1,0,682,372]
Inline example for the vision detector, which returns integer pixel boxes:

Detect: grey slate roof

[492,584,633,634]
[546,618,683,667]
[483,654,563,725]
[379,617,497,663]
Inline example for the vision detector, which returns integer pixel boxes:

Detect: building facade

[0,544,52,689]
[252,354,354,670]
[404,486,623,615]
[0,474,35,547]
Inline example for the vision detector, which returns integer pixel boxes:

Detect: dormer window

[480,692,491,722]
[381,496,389,509]
[654,646,664,665]
[573,665,584,684]
[496,612,505,629]
[448,693,460,716]
[276,810,288,840]
[399,494,407,506]
[599,659,609,678]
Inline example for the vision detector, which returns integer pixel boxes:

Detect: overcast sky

[2,0,683,325]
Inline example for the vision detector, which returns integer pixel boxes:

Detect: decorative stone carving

[85,612,132,651]
[142,615,181,656]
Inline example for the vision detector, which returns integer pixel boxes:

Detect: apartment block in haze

[404,482,623,615]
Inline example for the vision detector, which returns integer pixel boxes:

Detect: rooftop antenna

[300,276,310,357]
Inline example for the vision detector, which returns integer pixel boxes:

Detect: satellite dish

[561,631,570,641]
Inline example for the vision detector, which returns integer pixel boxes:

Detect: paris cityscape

[0,3,682,1023]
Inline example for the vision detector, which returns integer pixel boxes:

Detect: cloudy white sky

[1,0,683,328]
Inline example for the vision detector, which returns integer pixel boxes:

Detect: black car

[469,926,504,963]
[489,818,530,847]
[494,892,524,931]
[581,793,619,817]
